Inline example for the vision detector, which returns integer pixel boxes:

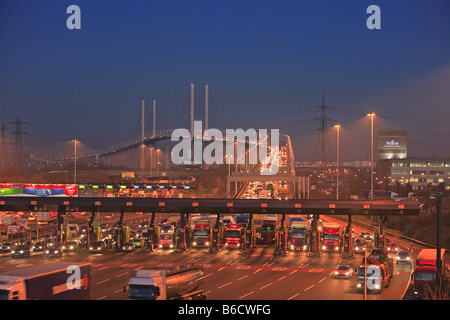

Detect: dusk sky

[1,0,449,161]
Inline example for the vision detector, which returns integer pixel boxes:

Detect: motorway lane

[0,244,411,300]
[0,211,413,300]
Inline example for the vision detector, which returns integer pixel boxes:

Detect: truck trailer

[0,262,90,300]
[413,249,449,299]
[127,266,206,300]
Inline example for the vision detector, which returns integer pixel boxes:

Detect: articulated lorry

[413,249,449,299]
[0,262,90,300]
[259,215,277,246]
[192,219,213,248]
[322,224,341,252]
[127,266,206,300]
[289,221,308,251]
[224,223,242,248]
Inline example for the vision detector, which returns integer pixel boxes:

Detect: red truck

[413,249,449,299]
[224,223,242,249]
[322,224,341,252]
[192,219,212,248]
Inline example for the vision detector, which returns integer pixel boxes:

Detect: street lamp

[334,124,340,200]
[366,113,375,200]
[73,139,77,184]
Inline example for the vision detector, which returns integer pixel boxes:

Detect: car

[62,241,79,252]
[132,238,143,248]
[46,246,63,258]
[11,245,31,258]
[89,241,107,254]
[32,241,45,252]
[396,251,411,264]
[333,265,353,279]
[121,242,135,252]
[388,243,399,253]
[0,242,13,253]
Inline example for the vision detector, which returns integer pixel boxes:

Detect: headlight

[69,246,74,250]
[45,250,49,254]
[97,247,101,250]
[303,245,307,250]
[335,246,339,251]
[334,271,339,275]
[54,251,58,254]
[237,243,240,247]
[159,245,163,248]
[357,283,362,288]
[20,250,24,254]
[11,251,15,254]
[406,257,410,260]
[169,244,173,248]
[62,246,66,249]
[322,246,326,250]
[374,284,380,289]
[192,242,197,246]
[89,247,93,250]
[205,242,209,246]
[291,245,294,249]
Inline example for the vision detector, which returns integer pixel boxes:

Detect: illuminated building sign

[384,139,400,148]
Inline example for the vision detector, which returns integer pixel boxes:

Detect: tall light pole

[334,124,340,200]
[74,139,77,184]
[367,113,375,200]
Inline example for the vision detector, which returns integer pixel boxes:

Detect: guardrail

[332,215,435,249]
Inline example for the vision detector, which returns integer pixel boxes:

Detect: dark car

[11,245,31,258]
[32,241,45,252]
[62,241,79,252]
[89,241,106,254]
[396,251,411,264]
[121,242,135,252]
[46,246,63,258]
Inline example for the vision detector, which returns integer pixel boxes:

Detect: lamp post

[74,139,77,184]
[334,124,340,200]
[366,113,375,200]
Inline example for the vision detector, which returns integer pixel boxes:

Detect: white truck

[0,262,91,300]
[126,266,206,300]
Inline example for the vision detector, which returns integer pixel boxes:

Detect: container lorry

[322,224,341,252]
[224,223,242,248]
[289,222,308,251]
[127,266,206,300]
[413,249,449,299]
[0,262,90,300]
[192,219,212,248]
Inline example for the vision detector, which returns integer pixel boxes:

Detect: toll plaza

[0,197,421,255]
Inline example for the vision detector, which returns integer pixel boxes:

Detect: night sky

[1,0,449,161]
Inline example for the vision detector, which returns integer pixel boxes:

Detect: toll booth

[274,215,288,255]
[341,231,353,256]
[242,222,256,254]
[308,215,321,255]
[209,224,224,252]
